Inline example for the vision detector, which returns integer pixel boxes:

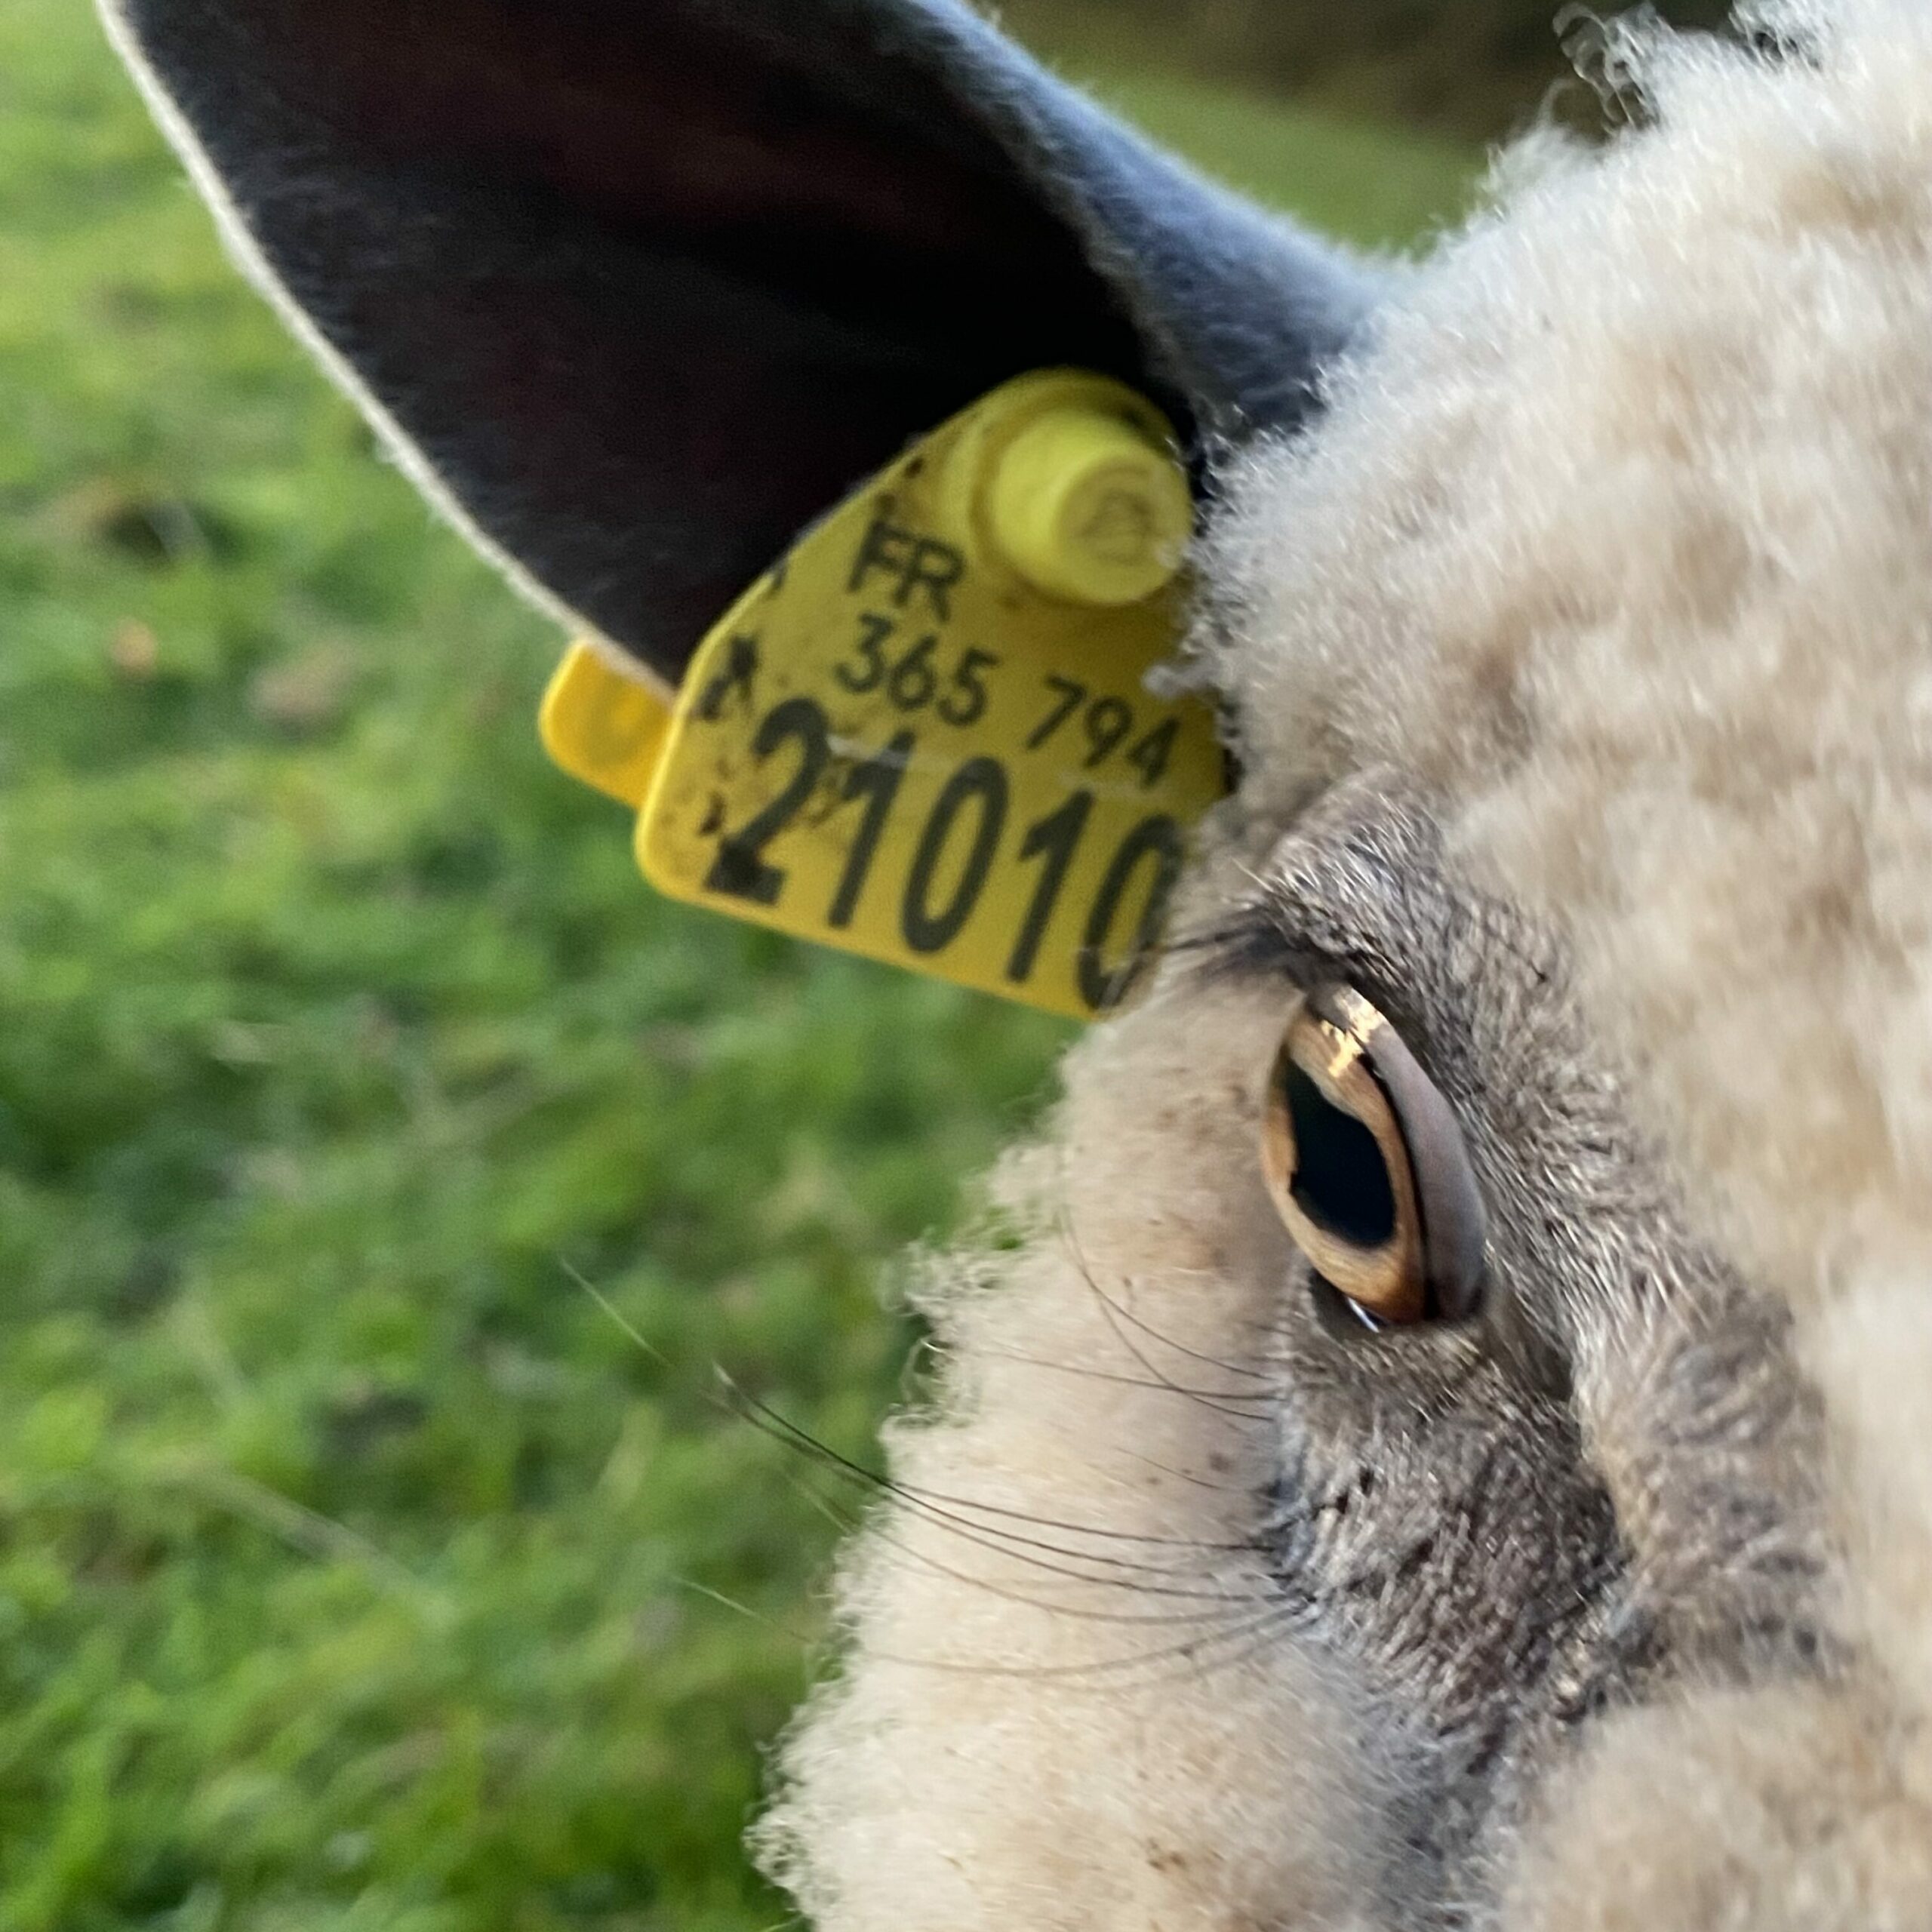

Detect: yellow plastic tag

[543,370,1230,1020]
[538,638,672,808]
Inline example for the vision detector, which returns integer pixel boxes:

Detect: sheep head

[103,0,1932,1924]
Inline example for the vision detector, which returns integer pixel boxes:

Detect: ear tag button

[546,370,1229,1019]
[983,401,1194,608]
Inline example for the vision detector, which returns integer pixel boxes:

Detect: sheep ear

[103,0,1380,687]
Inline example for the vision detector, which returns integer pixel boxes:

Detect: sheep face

[102,0,1932,1924]
[1220,780,1825,1887]
[759,773,1851,1931]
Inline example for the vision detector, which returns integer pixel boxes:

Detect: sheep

[100,0,1932,1924]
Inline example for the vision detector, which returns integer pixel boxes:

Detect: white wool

[770,5,1932,1923]
[1201,16,1932,1906]
[1205,0,1932,1312]
[758,958,1379,1930]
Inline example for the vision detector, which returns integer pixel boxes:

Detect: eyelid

[1340,995,1486,1322]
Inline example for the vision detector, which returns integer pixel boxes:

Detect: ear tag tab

[547,370,1229,1019]
[539,638,672,808]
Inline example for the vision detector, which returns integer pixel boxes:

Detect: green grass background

[0,9,1469,1927]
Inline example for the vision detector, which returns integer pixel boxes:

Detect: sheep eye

[1260,986,1486,1326]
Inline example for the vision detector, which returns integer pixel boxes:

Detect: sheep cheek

[757,971,1376,1932]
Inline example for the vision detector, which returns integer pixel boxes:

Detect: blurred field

[0,7,1469,1927]
[1008,0,1735,138]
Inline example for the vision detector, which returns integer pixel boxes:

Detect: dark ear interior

[107,0,1381,685]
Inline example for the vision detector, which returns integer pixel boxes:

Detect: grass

[0,8,1470,1927]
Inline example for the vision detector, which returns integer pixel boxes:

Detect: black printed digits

[703,695,1186,1010]
[1023,677,1181,789]
[832,614,1001,726]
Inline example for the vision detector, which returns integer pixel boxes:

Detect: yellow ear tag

[541,370,1229,1019]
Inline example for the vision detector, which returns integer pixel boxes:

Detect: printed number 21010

[703,695,1183,1009]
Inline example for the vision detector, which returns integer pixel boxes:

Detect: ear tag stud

[539,369,1229,1019]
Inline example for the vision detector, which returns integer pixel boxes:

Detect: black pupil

[1281,1060,1396,1248]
